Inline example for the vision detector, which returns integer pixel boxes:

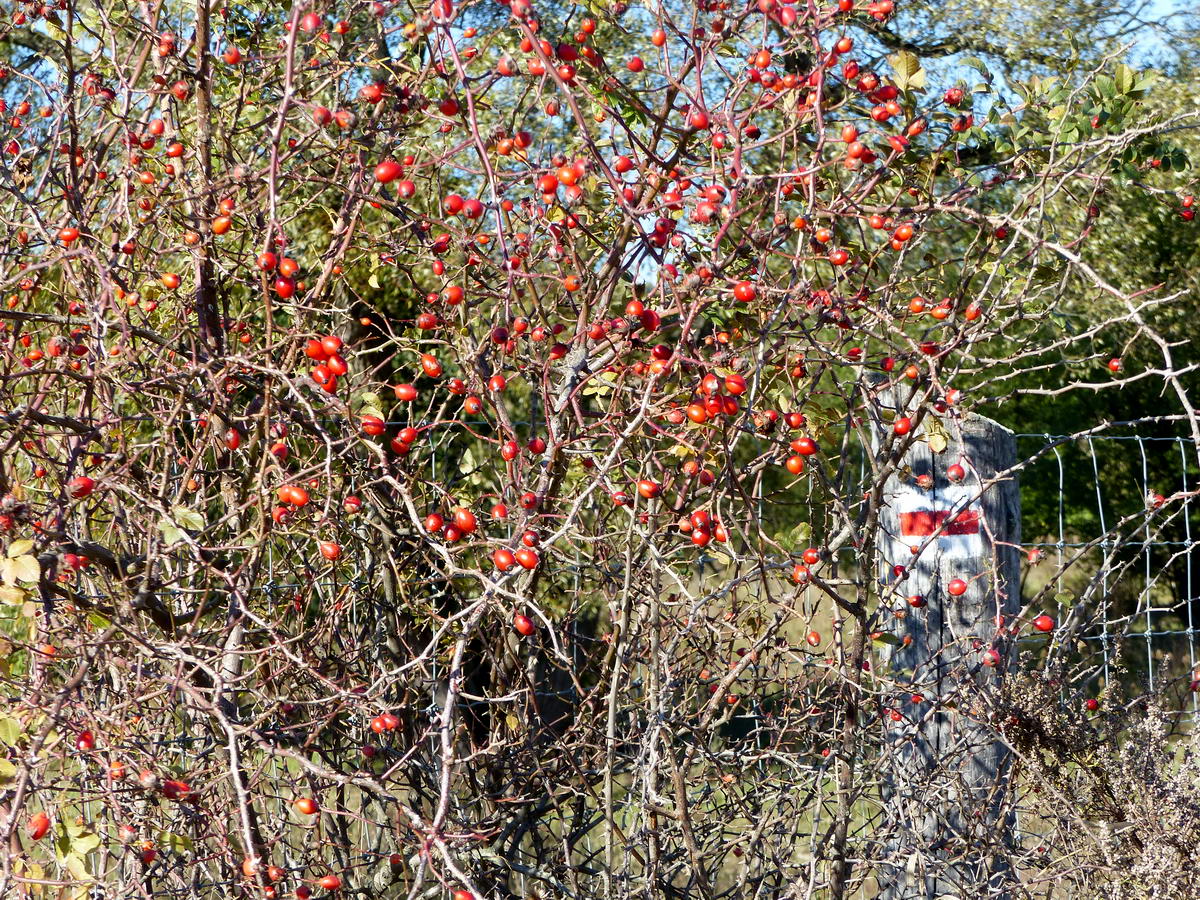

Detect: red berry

[514,547,539,569]
[452,507,478,534]
[26,812,50,840]
[636,479,661,499]
[68,475,95,498]
[374,159,402,183]
[792,437,817,456]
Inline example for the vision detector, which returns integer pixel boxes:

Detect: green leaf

[960,56,990,78]
[1113,63,1134,95]
[157,519,185,546]
[0,759,17,784]
[873,632,901,646]
[56,825,72,859]
[582,369,618,399]
[1031,263,1061,285]
[888,51,924,93]
[889,51,919,81]
[356,391,385,418]
[785,521,812,548]
[0,716,21,746]
[458,445,476,475]
[1132,74,1157,96]
[70,832,102,855]
[63,853,91,881]
[158,831,194,854]
[43,18,67,43]
[172,507,205,531]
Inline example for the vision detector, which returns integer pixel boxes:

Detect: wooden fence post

[874,390,1021,899]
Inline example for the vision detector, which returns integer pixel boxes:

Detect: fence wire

[1014,432,1200,717]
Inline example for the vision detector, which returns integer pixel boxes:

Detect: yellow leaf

[925,418,950,454]
[7,540,34,558]
[18,861,45,898]
[9,554,40,584]
[63,853,91,882]
[0,716,21,745]
[0,586,25,606]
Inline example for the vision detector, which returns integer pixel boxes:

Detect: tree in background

[0,0,1198,897]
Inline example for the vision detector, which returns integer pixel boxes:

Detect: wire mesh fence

[1014,431,1200,719]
